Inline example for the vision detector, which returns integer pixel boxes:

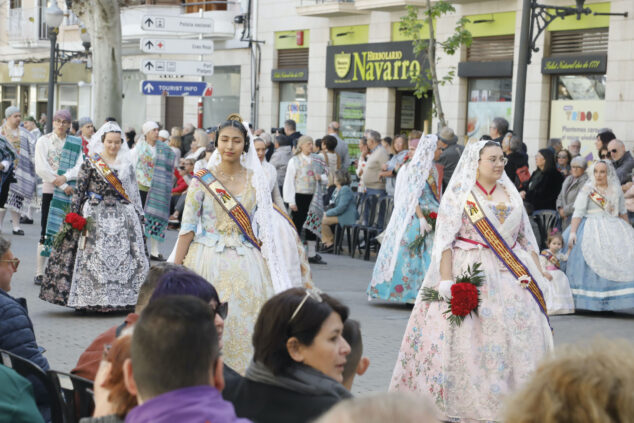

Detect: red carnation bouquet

[408,209,439,253]
[421,262,484,327]
[52,212,93,249]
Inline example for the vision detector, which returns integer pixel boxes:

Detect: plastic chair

[532,209,561,249]
[48,370,95,423]
[0,349,65,423]
[350,194,379,259]
[354,196,393,261]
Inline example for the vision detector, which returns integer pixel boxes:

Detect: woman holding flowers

[39,122,148,312]
[367,136,441,304]
[390,140,553,422]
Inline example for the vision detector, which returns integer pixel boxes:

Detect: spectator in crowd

[327,121,349,171]
[270,134,293,194]
[227,288,352,423]
[38,113,47,130]
[124,127,136,149]
[595,127,616,153]
[184,129,209,160]
[598,145,610,160]
[321,169,358,253]
[556,148,572,176]
[436,127,464,190]
[489,117,509,144]
[0,236,50,418]
[314,139,323,153]
[504,135,529,189]
[70,120,79,135]
[321,135,340,195]
[360,129,389,201]
[341,319,370,391]
[379,134,408,196]
[556,156,589,230]
[77,117,94,155]
[625,178,634,223]
[123,296,248,423]
[315,393,439,423]
[504,341,634,423]
[260,132,274,161]
[170,126,182,138]
[355,136,369,194]
[157,129,169,143]
[170,158,194,216]
[180,123,195,156]
[23,116,42,142]
[168,135,181,168]
[521,148,564,212]
[568,139,581,157]
[0,363,44,423]
[380,137,392,155]
[194,142,215,173]
[284,119,302,148]
[607,139,634,186]
[547,138,563,154]
[72,263,179,381]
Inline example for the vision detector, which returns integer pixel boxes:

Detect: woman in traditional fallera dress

[172,114,291,374]
[39,122,149,312]
[563,160,634,311]
[390,141,553,423]
[367,136,441,304]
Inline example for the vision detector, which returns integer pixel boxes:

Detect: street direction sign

[141,15,214,34]
[141,80,213,97]
[140,38,214,54]
[141,59,214,76]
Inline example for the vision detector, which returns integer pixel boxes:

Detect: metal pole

[513,0,532,139]
[46,28,57,134]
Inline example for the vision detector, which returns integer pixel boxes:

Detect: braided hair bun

[214,113,250,152]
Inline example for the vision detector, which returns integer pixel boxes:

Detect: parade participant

[39,122,148,311]
[390,141,553,422]
[563,160,634,311]
[23,116,42,143]
[78,116,95,156]
[130,121,174,261]
[0,106,36,235]
[172,113,291,374]
[539,231,574,315]
[34,109,83,285]
[284,135,328,264]
[367,136,440,304]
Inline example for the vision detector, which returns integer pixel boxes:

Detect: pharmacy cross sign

[141,15,215,34]
[140,38,214,54]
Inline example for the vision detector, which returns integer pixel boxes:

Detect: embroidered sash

[588,189,607,210]
[540,249,561,270]
[88,154,131,203]
[194,169,261,250]
[273,204,297,231]
[464,191,549,321]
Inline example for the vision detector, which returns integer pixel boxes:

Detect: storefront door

[394,90,432,135]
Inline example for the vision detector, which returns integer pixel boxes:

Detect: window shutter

[467,35,515,62]
[550,28,609,55]
[277,49,309,69]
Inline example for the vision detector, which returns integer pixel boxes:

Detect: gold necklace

[216,166,245,182]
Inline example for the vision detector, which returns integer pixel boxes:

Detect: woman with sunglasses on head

[227,287,352,423]
[563,160,634,311]
[172,114,291,375]
[556,149,572,177]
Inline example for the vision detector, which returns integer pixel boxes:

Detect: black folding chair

[350,194,379,259]
[532,209,561,249]
[354,196,393,261]
[333,192,362,255]
[0,349,65,423]
[48,370,95,423]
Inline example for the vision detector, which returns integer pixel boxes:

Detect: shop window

[203,66,240,129]
[550,28,608,55]
[184,0,227,13]
[552,75,605,100]
[335,90,366,159]
[279,82,307,135]
[58,85,78,119]
[467,35,514,62]
[122,71,147,131]
[466,78,512,139]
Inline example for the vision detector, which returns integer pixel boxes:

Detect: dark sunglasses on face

[212,301,228,320]
[609,149,618,154]
[600,153,609,159]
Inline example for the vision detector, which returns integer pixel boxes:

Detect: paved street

[5,217,634,396]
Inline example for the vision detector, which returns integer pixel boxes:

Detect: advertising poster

[549,99,605,157]
[279,101,307,135]
[338,91,366,158]
[400,96,416,129]
[466,101,512,140]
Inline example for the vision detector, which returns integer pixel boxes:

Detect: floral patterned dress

[180,169,275,374]
[39,159,148,312]
[390,190,553,422]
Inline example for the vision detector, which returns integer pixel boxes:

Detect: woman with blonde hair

[184,129,209,160]
[168,135,182,168]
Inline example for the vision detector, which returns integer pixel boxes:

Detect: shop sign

[541,54,607,75]
[326,41,428,89]
[549,99,605,157]
[271,68,308,82]
[0,62,90,83]
[8,61,24,82]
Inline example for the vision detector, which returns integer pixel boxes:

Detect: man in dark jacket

[505,135,529,189]
[436,127,464,190]
[0,237,50,419]
[284,119,302,148]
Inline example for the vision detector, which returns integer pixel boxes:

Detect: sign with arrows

[141,80,213,97]
[140,38,214,55]
[141,60,214,76]
[141,15,214,34]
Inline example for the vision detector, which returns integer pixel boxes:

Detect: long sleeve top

[283,154,327,205]
[34,132,83,194]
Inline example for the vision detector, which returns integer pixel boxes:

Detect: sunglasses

[290,288,323,322]
[609,149,618,154]
[0,257,19,270]
[212,301,228,320]
[600,154,609,159]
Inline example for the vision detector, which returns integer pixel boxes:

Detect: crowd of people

[0,105,633,423]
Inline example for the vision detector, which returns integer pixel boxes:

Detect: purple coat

[125,385,251,423]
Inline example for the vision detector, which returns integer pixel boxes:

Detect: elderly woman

[556,149,572,176]
[521,148,564,212]
[556,156,589,229]
[227,288,352,423]
[184,128,209,160]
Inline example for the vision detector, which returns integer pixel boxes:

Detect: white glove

[419,218,432,235]
[567,232,577,249]
[438,280,454,300]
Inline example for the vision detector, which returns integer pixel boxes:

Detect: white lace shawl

[579,159,623,216]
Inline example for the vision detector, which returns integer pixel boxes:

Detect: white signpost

[141,59,214,77]
[140,38,214,55]
[141,15,214,34]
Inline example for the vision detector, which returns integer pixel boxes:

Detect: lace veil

[207,117,292,293]
[374,135,438,283]
[88,122,131,158]
[580,159,622,216]
[421,140,539,289]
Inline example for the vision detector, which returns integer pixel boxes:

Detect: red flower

[64,212,87,231]
[450,282,479,317]
[394,284,404,293]
[429,212,438,220]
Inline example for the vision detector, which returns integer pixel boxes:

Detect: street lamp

[512,0,628,139]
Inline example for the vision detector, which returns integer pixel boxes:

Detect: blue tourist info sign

[141,80,213,97]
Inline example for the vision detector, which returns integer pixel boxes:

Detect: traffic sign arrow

[144,61,154,71]
[140,60,214,76]
[140,80,212,97]
[141,15,214,34]
[144,40,154,49]
[143,83,154,93]
[144,17,154,27]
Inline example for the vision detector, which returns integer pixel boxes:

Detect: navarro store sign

[326,41,428,89]
[541,53,607,75]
